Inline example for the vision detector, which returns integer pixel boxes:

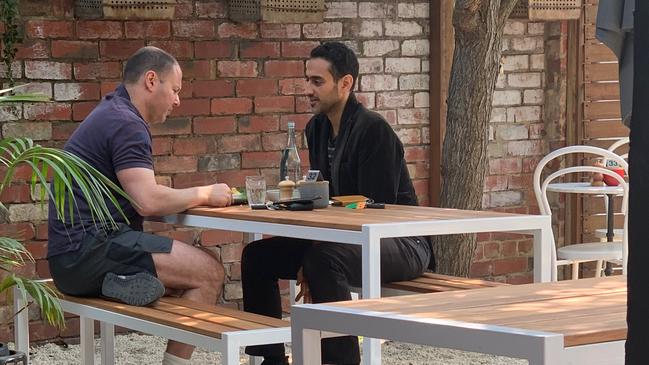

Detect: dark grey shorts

[49,224,173,297]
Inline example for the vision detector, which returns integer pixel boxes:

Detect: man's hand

[295,267,312,303]
[206,183,232,207]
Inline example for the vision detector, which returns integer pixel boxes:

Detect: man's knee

[241,240,264,268]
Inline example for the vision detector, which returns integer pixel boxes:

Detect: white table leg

[244,232,264,243]
[533,217,554,282]
[12,286,29,363]
[291,323,321,365]
[361,228,381,364]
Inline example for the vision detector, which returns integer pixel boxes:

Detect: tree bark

[433,0,519,277]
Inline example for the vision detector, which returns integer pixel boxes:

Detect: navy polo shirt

[47,85,154,257]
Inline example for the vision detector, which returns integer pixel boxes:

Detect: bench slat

[153,301,276,331]
[159,297,289,328]
[385,273,508,293]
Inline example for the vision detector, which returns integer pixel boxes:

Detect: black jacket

[305,94,418,205]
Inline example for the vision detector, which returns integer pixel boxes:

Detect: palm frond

[0,275,64,328]
[0,237,29,267]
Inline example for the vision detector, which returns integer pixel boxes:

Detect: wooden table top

[328,276,627,347]
[182,204,523,231]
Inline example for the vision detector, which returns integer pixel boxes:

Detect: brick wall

[471,20,568,284]
[0,0,433,343]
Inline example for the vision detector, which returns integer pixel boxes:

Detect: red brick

[221,243,243,263]
[482,241,501,259]
[174,2,194,18]
[239,115,279,133]
[193,116,237,134]
[28,320,59,342]
[154,156,198,174]
[280,114,313,130]
[508,174,533,190]
[240,42,281,58]
[192,80,235,97]
[469,261,493,277]
[159,229,197,244]
[50,40,97,59]
[172,172,219,188]
[77,21,123,39]
[242,151,281,168]
[211,98,253,115]
[377,109,397,125]
[172,20,215,38]
[25,241,48,260]
[148,41,193,59]
[260,23,301,39]
[100,81,121,97]
[150,117,192,136]
[215,169,257,187]
[196,2,226,18]
[72,101,98,121]
[35,223,47,240]
[0,165,33,182]
[412,179,428,197]
[152,137,172,156]
[484,175,508,192]
[217,23,258,39]
[295,96,312,113]
[173,137,212,155]
[201,230,243,246]
[218,134,261,153]
[404,146,427,161]
[125,21,171,39]
[218,61,258,78]
[265,61,304,77]
[489,158,522,175]
[25,60,71,80]
[16,40,49,59]
[501,240,518,258]
[100,40,145,60]
[24,102,71,120]
[52,122,78,140]
[51,0,74,17]
[262,132,289,150]
[228,262,242,280]
[282,41,320,58]
[279,78,307,95]
[195,41,233,59]
[0,223,35,240]
[493,257,528,275]
[506,273,533,285]
[170,98,210,117]
[177,60,213,79]
[74,62,121,80]
[25,20,72,38]
[255,96,294,113]
[236,79,277,97]
[54,82,101,101]
[522,156,543,173]
[0,184,32,203]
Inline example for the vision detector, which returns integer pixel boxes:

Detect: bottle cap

[287,121,295,129]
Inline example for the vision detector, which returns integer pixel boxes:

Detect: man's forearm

[138,184,209,217]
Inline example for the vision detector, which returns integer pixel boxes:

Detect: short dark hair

[122,46,178,84]
[310,42,359,90]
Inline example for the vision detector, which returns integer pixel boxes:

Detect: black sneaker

[101,272,165,306]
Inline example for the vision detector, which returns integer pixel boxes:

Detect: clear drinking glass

[245,176,266,207]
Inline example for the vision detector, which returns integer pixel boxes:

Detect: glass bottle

[279,122,301,183]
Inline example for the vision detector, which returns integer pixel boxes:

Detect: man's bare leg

[153,240,225,359]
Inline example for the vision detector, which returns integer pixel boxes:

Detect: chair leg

[595,260,604,278]
[222,338,240,365]
[571,263,579,280]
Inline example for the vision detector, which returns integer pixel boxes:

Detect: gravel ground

[23,333,528,365]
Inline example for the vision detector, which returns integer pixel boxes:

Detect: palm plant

[1,85,130,328]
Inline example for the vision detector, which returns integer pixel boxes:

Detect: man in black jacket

[241,42,433,365]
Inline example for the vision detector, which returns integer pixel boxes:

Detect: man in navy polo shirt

[47,46,231,365]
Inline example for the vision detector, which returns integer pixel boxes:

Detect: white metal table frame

[157,210,553,365]
[290,302,624,365]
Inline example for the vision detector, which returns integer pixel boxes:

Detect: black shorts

[48,224,173,297]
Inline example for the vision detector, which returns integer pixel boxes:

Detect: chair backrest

[533,145,628,215]
[533,146,629,279]
[607,137,629,160]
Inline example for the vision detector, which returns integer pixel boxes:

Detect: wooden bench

[292,276,627,365]
[383,272,509,294]
[13,288,290,365]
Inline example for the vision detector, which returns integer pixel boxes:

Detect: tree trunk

[433,0,519,277]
